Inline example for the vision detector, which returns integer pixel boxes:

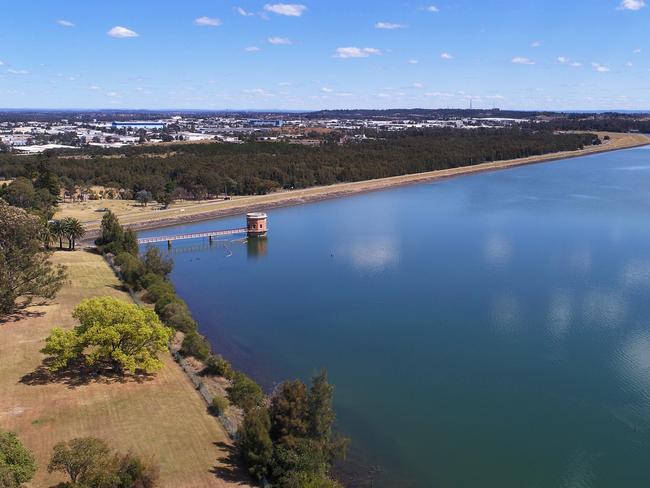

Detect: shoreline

[82,132,650,237]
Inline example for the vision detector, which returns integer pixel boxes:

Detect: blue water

[141,147,650,487]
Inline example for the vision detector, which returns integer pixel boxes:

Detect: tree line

[0,129,598,199]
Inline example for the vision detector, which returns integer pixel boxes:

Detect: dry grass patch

[0,250,251,488]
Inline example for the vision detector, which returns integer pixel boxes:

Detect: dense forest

[0,129,598,198]
[524,114,650,133]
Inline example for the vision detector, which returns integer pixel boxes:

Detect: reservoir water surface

[140,147,650,487]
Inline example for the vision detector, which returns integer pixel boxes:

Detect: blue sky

[1,0,649,110]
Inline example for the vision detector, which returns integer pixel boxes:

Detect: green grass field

[0,250,251,488]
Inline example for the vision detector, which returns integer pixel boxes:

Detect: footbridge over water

[136,212,268,247]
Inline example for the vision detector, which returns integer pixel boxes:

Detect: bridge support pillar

[209,236,213,245]
[167,240,171,248]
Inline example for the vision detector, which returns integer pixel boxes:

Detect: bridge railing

[137,227,248,244]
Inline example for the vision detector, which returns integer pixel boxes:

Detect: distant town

[0,108,622,154]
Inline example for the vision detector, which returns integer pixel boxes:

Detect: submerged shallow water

[141,147,650,487]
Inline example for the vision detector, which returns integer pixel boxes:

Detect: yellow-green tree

[42,296,173,374]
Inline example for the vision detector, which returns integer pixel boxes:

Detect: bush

[228,371,265,411]
[140,272,164,289]
[114,252,146,289]
[145,280,175,303]
[204,354,234,379]
[142,246,173,277]
[166,310,197,333]
[180,330,211,361]
[209,396,229,416]
[160,301,189,322]
[154,291,183,317]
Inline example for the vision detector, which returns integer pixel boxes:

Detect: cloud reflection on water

[484,233,512,267]
[342,236,400,273]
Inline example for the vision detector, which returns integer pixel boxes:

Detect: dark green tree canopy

[0,430,36,487]
[0,199,67,316]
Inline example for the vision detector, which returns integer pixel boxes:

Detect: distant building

[247,119,284,128]
[111,121,165,130]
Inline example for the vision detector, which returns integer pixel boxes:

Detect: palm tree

[49,219,65,250]
[61,217,85,251]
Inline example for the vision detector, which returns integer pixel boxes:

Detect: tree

[103,452,158,488]
[48,437,110,485]
[238,407,273,480]
[142,246,172,277]
[157,192,174,209]
[97,211,123,247]
[179,330,211,361]
[61,217,85,250]
[2,178,37,209]
[122,228,139,256]
[96,211,138,256]
[61,176,77,202]
[270,380,309,445]
[135,190,152,207]
[227,372,265,411]
[48,437,158,488]
[42,296,173,374]
[0,430,36,488]
[0,200,67,316]
[49,219,65,250]
[308,371,335,443]
[114,252,146,289]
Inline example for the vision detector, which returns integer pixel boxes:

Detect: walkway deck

[137,227,248,245]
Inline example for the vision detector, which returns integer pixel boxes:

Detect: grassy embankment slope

[0,250,250,488]
[55,131,650,235]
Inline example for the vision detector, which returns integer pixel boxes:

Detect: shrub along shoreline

[96,210,348,487]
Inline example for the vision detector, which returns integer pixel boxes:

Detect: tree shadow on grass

[210,441,253,486]
[20,357,155,390]
[0,309,46,325]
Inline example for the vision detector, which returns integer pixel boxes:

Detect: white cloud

[7,69,29,75]
[56,19,74,27]
[263,3,307,16]
[0,60,4,66]
[531,40,542,48]
[626,61,633,67]
[194,16,221,27]
[375,22,406,29]
[427,5,439,12]
[440,52,453,60]
[408,59,419,64]
[413,82,424,88]
[592,62,610,72]
[268,37,292,45]
[559,57,582,67]
[107,26,138,38]
[236,7,255,16]
[633,48,642,53]
[618,0,645,10]
[106,91,120,97]
[88,85,101,90]
[321,87,333,93]
[511,56,535,65]
[333,47,381,58]
[242,88,274,96]
[245,46,261,52]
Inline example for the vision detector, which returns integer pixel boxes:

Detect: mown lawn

[0,250,251,488]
